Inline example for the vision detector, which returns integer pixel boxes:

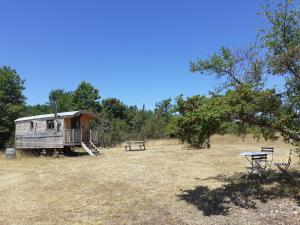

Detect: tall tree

[25,104,52,116]
[154,98,173,122]
[49,89,74,112]
[262,0,300,113]
[261,0,300,140]
[178,0,300,147]
[73,81,101,111]
[0,66,26,148]
[100,98,128,120]
[262,0,300,79]
[190,46,264,90]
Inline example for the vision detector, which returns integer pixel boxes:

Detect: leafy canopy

[176,0,300,147]
[0,66,26,147]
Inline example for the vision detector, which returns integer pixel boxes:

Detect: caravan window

[30,121,34,130]
[57,122,61,132]
[47,120,55,130]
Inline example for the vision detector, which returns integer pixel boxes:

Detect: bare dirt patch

[0,135,299,224]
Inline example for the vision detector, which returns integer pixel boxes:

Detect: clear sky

[0,0,284,109]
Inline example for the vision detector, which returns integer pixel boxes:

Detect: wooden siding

[15,118,63,135]
[15,118,64,149]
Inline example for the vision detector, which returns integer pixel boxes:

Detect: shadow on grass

[177,171,300,216]
[125,149,147,152]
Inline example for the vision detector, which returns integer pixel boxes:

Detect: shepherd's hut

[14,110,100,156]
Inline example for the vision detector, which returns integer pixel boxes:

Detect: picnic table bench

[124,141,146,151]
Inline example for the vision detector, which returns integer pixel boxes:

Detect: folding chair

[261,147,274,174]
[246,154,268,179]
[274,149,292,179]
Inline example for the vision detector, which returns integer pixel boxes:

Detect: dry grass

[0,135,300,225]
[145,138,181,147]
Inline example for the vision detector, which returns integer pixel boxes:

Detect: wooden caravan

[14,111,100,155]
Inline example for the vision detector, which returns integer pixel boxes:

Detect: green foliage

[0,66,26,148]
[23,82,102,117]
[165,116,179,138]
[24,104,52,116]
[262,0,300,78]
[175,96,223,148]
[91,98,174,147]
[261,0,300,142]
[262,1,300,133]
[174,84,291,147]
[141,98,173,139]
[190,46,264,89]
[141,114,167,139]
[178,0,300,148]
[219,122,245,135]
[73,81,101,111]
[96,118,130,147]
[101,98,128,120]
[49,89,74,112]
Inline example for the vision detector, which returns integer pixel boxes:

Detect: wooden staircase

[81,141,101,157]
[89,141,101,153]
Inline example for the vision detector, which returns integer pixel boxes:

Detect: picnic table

[240,151,270,179]
[124,141,146,151]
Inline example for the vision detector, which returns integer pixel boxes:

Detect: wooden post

[80,128,82,143]
[89,129,92,143]
[72,129,75,144]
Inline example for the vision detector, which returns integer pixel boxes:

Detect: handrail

[64,129,98,145]
[64,129,81,144]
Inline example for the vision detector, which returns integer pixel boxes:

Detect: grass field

[1,135,300,225]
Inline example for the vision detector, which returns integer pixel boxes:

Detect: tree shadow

[177,171,300,216]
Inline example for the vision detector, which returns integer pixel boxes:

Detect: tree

[175,95,229,147]
[25,104,52,116]
[262,0,300,118]
[187,45,266,147]
[174,85,287,147]
[261,0,300,141]
[141,99,173,139]
[73,81,101,111]
[126,105,151,137]
[0,66,26,148]
[154,98,173,122]
[94,98,130,146]
[178,0,300,147]
[262,0,300,79]
[190,46,264,90]
[100,98,128,120]
[49,89,74,112]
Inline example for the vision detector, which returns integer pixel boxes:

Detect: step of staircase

[83,141,101,154]
[81,142,96,157]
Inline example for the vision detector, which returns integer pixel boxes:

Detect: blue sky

[0,0,284,109]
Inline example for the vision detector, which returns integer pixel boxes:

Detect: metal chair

[261,147,274,174]
[246,154,268,179]
[274,149,292,179]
